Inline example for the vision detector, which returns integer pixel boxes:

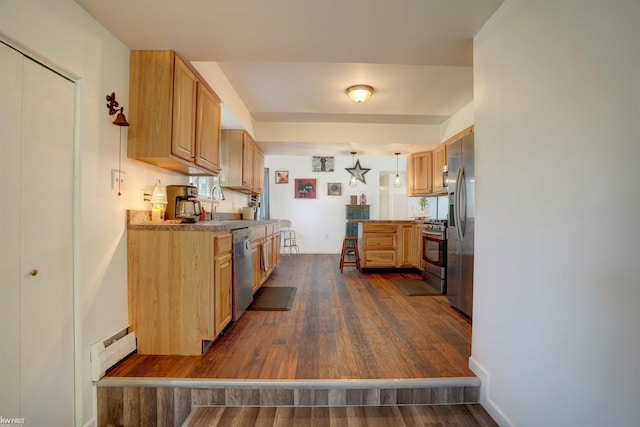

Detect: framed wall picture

[312,156,334,172]
[295,178,317,199]
[275,170,289,184]
[327,182,342,196]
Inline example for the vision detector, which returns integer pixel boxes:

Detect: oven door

[422,232,446,275]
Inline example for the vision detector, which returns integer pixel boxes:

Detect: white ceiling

[74,0,503,156]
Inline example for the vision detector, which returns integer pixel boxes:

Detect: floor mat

[249,287,297,311]
[390,279,442,296]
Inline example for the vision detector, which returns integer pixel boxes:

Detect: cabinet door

[195,83,221,173]
[412,224,422,268]
[400,225,415,267]
[251,242,261,292]
[171,56,197,161]
[253,145,264,193]
[432,144,447,193]
[242,135,254,188]
[411,152,433,195]
[345,206,369,237]
[214,252,233,334]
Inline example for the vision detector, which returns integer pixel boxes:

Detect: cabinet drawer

[362,223,397,233]
[266,224,274,236]
[214,232,232,254]
[363,234,397,250]
[251,225,266,241]
[364,250,397,267]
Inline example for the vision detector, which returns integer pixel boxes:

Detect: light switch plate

[111,169,126,190]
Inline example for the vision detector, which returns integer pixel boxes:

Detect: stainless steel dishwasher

[232,228,253,320]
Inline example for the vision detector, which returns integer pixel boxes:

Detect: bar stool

[339,237,360,272]
[280,219,300,255]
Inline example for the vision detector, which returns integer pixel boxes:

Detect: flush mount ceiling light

[346,85,374,103]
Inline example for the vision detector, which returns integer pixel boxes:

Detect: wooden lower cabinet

[400,223,422,268]
[359,224,397,268]
[250,223,280,292]
[359,222,422,269]
[214,251,232,334]
[127,229,232,355]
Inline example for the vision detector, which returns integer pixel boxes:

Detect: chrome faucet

[210,184,226,220]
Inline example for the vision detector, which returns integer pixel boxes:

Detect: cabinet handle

[29,269,39,276]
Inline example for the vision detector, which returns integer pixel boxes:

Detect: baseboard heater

[90,327,136,381]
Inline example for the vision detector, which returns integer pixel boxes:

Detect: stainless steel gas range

[421,219,447,294]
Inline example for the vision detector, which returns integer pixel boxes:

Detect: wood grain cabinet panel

[406,143,449,196]
[431,144,448,194]
[407,151,433,196]
[359,222,423,269]
[171,56,197,161]
[127,229,232,355]
[128,50,221,176]
[195,82,222,173]
[221,130,264,194]
[359,223,398,268]
[214,252,232,334]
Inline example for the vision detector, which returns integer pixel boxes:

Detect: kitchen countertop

[127,210,280,232]
[347,219,425,223]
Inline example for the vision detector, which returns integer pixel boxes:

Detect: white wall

[0,1,191,425]
[265,155,403,253]
[471,2,640,426]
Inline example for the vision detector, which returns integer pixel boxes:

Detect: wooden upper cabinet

[253,145,264,193]
[128,50,221,176]
[407,143,449,196]
[221,129,264,194]
[195,82,221,173]
[242,135,254,188]
[408,151,433,196]
[431,144,448,194]
[171,57,197,162]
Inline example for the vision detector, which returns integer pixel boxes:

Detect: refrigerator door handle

[455,167,465,242]
[459,167,467,240]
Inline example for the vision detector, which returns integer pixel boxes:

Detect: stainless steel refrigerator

[446,132,475,318]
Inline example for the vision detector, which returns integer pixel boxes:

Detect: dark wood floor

[108,254,473,380]
[185,404,498,427]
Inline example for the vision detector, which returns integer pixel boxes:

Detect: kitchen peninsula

[127,211,280,356]
[352,220,423,270]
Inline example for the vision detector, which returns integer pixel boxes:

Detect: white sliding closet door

[0,42,75,426]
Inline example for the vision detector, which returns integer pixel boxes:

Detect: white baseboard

[82,417,96,427]
[469,356,515,427]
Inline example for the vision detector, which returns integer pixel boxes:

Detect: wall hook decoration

[106,92,129,196]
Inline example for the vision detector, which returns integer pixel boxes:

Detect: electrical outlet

[111,169,126,190]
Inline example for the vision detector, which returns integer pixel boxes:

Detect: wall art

[327,182,342,196]
[312,156,334,172]
[295,178,317,199]
[275,170,289,184]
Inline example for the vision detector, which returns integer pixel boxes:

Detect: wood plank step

[182,404,498,427]
[97,377,481,426]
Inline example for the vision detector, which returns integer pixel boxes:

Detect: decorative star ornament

[345,159,371,184]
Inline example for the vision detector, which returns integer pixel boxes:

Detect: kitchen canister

[242,206,255,220]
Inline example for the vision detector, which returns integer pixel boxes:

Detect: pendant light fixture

[394,152,401,188]
[345,151,371,185]
[348,151,358,187]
